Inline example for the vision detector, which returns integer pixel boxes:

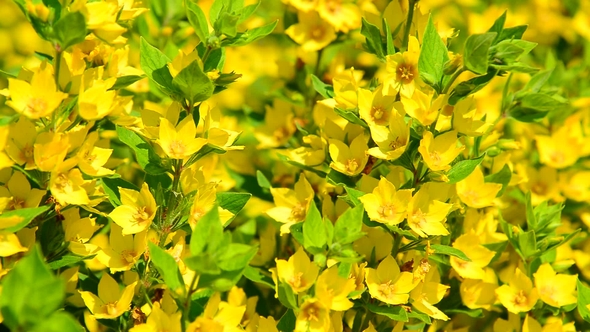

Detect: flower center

[302,303,321,322]
[345,158,359,173]
[26,97,48,116]
[378,203,396,218]
[310,25,326,40]
[513,290,528,306]
[396,63,416,84]
[121,249,137,263]
[132,206,150,224]
[288,271,305,289]
[378,280,398,299]
[169,140,186,157]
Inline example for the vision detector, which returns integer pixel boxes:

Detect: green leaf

[334,204,364,244]
[463,32,496,75]
[190,205,223,255]
[342,186,365,207]
[47,254,96,270]
[30,312,84,332]
[184,253,221,275]
[498,25,528,42]
[277,309,296,332]
[218,12,240,37]
[226,21,278,47]
[303,202,327,252]
[577,279,590,322]
[333,107,368,128]
[139,37,181,98]
[383,18,395,55]
[110,75,145,90]
[487,11,506,38]
[484,164,512,197]
[407,308,431,324]
[277,282,298,310]
[327,169,357,188]
[116,126,167,174]
[53,12,86,50]
[445,308,484,318]
[256,170,271,189]
[217,192,251,226]
[217,243,258,271]
[311,74,334,99]
[186,0,209,43]
[148,242,185,294]
[418,14,450,91]
[197,268,244,292]
[243,266,274,288]
[430,244,471,262]
[172,60,214,104]
[449,68,497,105]
[361,17,384,59]
[367,303,408,322]
[518,230,538,259]
[491,39,537,64]
[0,246,65,331]
[101,177,139,207]
[2,205,51,232]
[446,154,485,184]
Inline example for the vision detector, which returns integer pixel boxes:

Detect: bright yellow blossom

[329,135,369,176]
[315,266,356,311]
[456,167,502,208]
[368,103,411,161]
[535,123,583,169]
[401,89,446,126]
[358,86,395,128]
[267,173,314,234]
[533,263,577,307]
[495,267,539,314]
[34,132,70,172]
[109,183,157,235]
[410,264,450,321]
[295,298,331,332]
[382,37,421,98]
[78,77,117,120]
[452,97,491,136]
[79,272,137,319]
[129,303,182,332]
[419,130,464,172]
[286,12,337,52]
[77,132,115,176]
[359,177,413,225]
[365,255,417,305]
[450,231,495,279]
[158,117,207,160]
[96,224,146,272]
[50,160,91,206]
[276,247,320,294]
[5,65,67,119]
[5,117,37,169]
[0,171,45,210]
[406,188,452,237]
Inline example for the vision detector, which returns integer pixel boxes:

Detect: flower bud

[443,53,463,75]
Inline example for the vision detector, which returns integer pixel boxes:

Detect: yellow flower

[284,0,317,12]
[158,117,207,160]
[5,117,37,169]
[410,264,450,321]
[295,298,331,332]
[354,225,393,261]
[452,97,491,136]
[535,122,582,169]
[129,303,182,332]
[109,183,157,235]
[97,224,146,272]
[460,268,499,310]
[79,272,137,319]
[34,132,70,172]
[382,37,421,98]
[255,316,279,332]
[189,183,233,228]
[333,68,363,110]
[168,50,202,78]
[0,171,45,210]
[358,86,395,128]
[62,208,101,256]
[78,77,117,120]
[359,177,413,225]
[266,173,314,234]
[368,103,411,161]
[450,231,495,280]
[0,127,14,170]
[406,188,452,237]
[141,101,181,140]
[401,89,447,126]
[286,11,337,52]
[5,65,67,119]
[50,160,91,206]
[84,0,127,44]
[77,132,115,176]
[0,231,27,257]
[317,0,361,33]
[419,130,464,172]
[456,167,502,208]
[533,263,577,307]
[495,267,539,314]
[365,255,417,305]
[329,134,369,176]
[275,247,320,294]
[285,135,326,166]
[315,266,356,311]
[254,99,297,149]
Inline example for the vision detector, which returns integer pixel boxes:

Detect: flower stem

[402,0,417,51]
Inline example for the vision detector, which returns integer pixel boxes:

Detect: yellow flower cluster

[0,0,589,331]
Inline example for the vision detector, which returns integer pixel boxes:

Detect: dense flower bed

[0,0,589,331]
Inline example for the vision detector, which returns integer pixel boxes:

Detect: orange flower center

[26,97,48,116]
[396,63,416,84]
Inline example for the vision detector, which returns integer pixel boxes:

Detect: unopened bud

[207,35,221,49]
[443,54,463,75]
[497,139,521,150]
[27,2,50,22]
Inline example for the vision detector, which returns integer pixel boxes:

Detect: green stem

[442,66,464,95]
[52,48,63,131]
[392,233,403,256]
[401,0,417,51]
[182,273,199,330]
